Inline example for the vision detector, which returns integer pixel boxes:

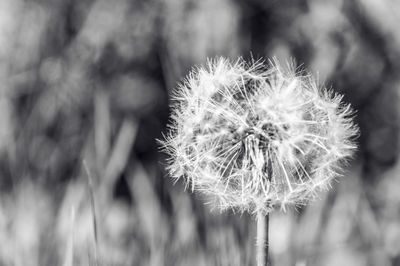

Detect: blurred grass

[0,0,399,265]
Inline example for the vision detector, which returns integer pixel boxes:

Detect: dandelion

[160,57,358,265]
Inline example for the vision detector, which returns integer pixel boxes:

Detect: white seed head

[161,57,358,215]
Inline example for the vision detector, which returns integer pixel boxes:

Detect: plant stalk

[256,210,269,266]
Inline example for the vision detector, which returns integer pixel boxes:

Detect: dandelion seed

[160,57,358,216]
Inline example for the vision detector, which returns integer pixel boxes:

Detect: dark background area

[0,0,399,265]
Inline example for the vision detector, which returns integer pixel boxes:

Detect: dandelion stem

[256,210,269,266]
[256,157,273,266]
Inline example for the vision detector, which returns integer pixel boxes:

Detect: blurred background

[0,0,399,265]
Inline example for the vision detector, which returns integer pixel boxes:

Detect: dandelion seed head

[161,57,358,215]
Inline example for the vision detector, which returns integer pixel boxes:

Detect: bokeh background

[0,0,399,265]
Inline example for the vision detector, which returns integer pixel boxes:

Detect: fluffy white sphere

[161,57,358,215]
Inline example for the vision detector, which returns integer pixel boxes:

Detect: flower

[161,57,358,215]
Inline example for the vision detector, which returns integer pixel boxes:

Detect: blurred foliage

[0,0,399,265]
